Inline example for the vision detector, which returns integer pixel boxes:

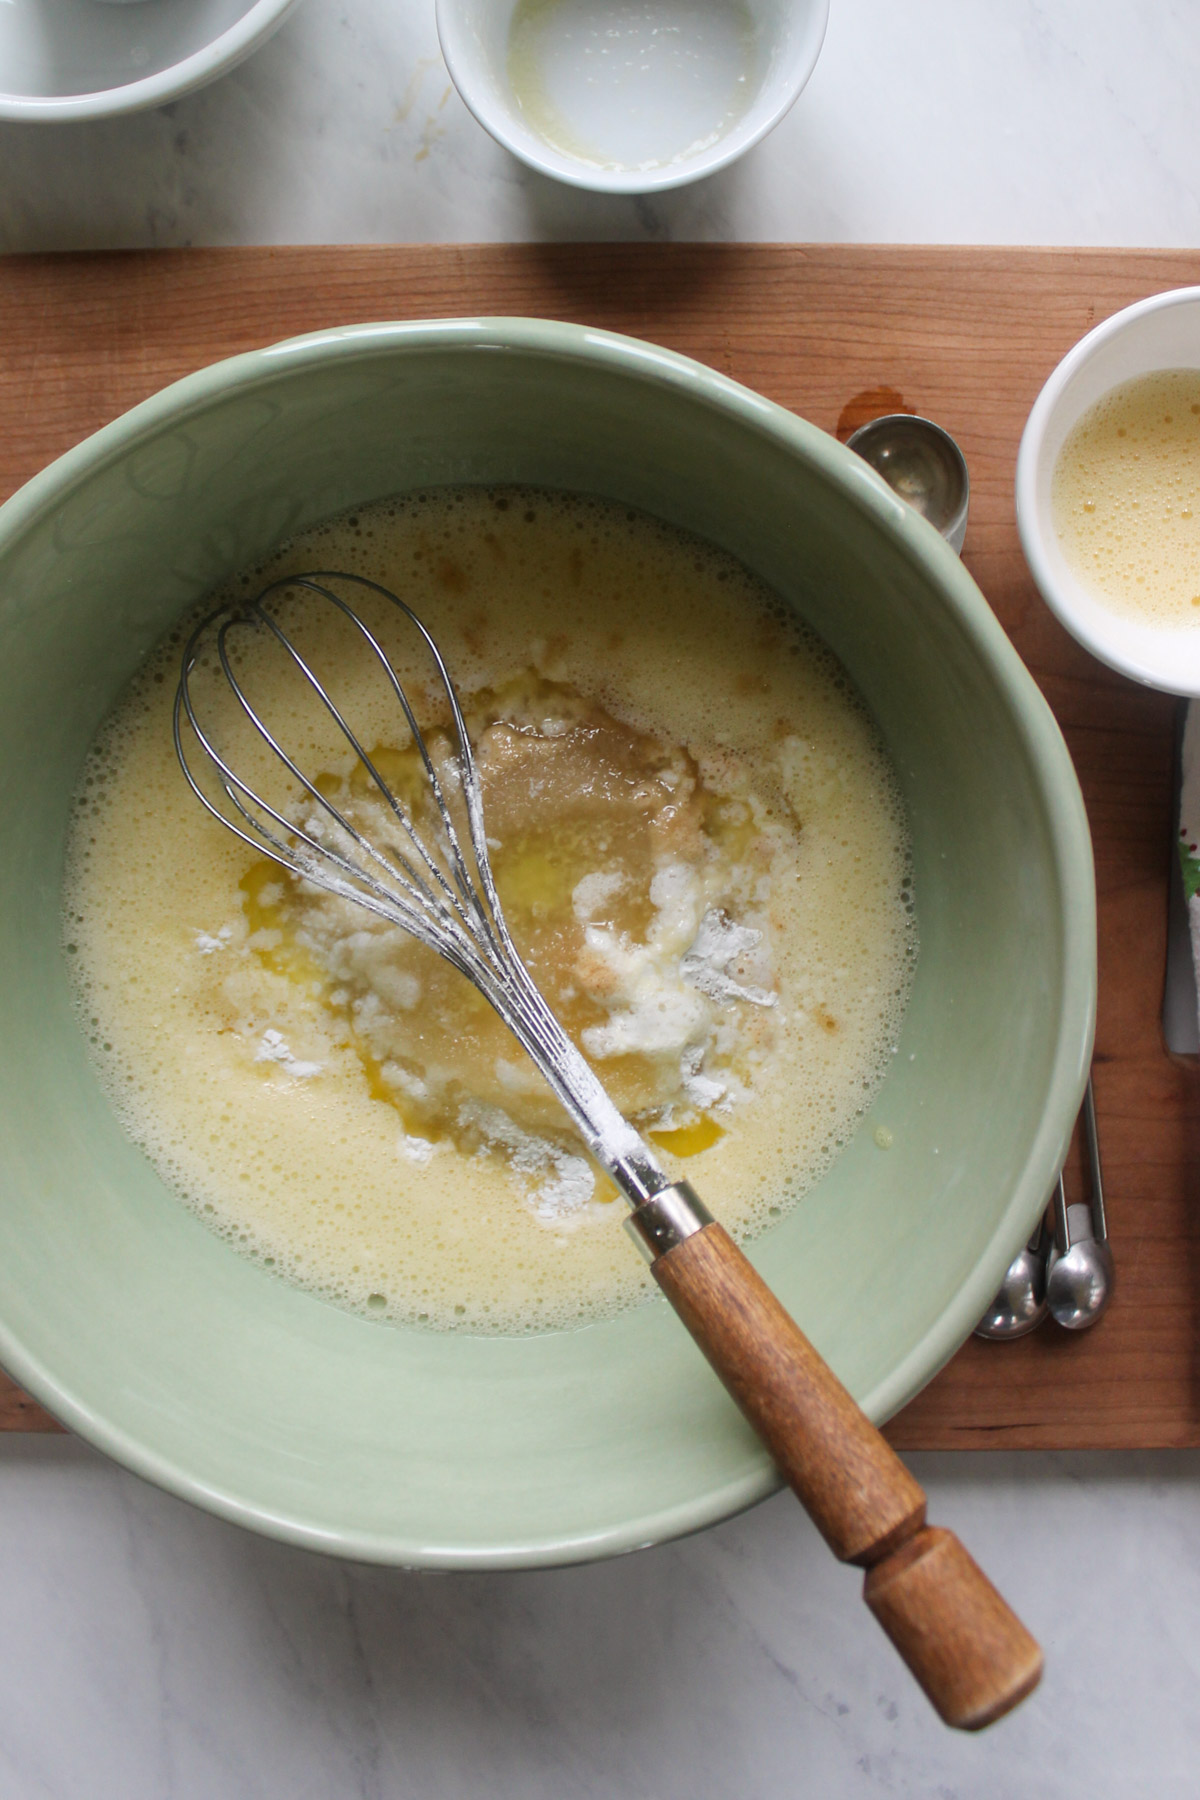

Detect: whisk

[176,569,1041,1731]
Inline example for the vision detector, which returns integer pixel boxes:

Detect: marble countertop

[2,1439,1198,1798]
[2,0,1199,252]
[2,1,1200,1795]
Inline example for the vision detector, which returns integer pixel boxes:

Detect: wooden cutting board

[3,243,1199,1448]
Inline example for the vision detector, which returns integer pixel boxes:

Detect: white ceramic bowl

[0,0,303,123]
[435,0,829,194]
[1016,286,1200,695]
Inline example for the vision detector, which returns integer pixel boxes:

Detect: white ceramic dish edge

[0,0,304,123]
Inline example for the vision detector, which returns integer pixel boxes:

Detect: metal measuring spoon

[845,413,970,553]
[974,1202,1053,1341]
[1046,1078,1114,1330]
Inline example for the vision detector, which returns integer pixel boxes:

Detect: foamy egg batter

[1052,368,1200,627]
[64,488,916,1335]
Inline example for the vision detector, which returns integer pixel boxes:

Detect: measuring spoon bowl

[846,414,970,554]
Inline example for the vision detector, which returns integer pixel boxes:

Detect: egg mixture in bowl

[65,487,915,1338]
[0,320,1094,1564]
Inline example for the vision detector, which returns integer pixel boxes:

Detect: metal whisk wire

[182,576,499,970]
[174,571,662,1202]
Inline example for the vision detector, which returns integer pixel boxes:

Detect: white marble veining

[1,0,1199,251]
[2,2,1200,1793]
[1,1438,1198,1798]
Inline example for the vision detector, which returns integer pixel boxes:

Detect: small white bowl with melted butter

[436,0,829,193]
[1017,286,1200,694]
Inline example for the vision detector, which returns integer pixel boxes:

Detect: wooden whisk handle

[644,1215,1042,1730]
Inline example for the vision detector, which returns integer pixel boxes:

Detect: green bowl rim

[0,318,1096,1565]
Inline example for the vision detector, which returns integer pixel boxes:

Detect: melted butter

[507,0,760,173]
[64,486,917,1336]
[649,1115,726,1155]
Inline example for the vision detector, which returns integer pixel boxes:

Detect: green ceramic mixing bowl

[0,320,1094,1566]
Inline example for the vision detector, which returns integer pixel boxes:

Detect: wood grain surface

[2,243,1198,1447]
[863,1525,1043,1731]
[654,1223,927,1566]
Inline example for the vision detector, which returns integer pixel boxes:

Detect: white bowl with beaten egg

[1017,286,1200,694]
[0,320,1094,1564]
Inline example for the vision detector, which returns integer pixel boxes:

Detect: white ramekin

[1016,287,1200,695]
[435,0,829,194]
[0,0,304,124]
